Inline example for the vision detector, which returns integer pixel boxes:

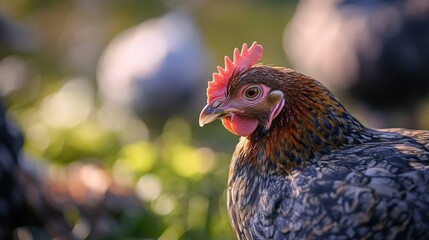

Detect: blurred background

[1,0,429,239]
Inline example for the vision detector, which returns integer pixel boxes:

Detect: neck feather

[240,68,373,173]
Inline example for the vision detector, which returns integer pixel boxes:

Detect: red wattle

[221,113,259,137]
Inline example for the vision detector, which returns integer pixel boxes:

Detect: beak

[199,104,224,127]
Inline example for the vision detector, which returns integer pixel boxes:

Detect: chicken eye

[244,86,261,100]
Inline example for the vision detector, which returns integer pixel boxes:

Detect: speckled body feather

[224,66,429,239]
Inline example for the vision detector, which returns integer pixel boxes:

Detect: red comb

[207,41,263,103]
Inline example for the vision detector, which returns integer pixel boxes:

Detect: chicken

[97,9,207,134]
[284,0,429,127]
[199,42,429,239]
[0,102,76,239]
[0,102,37,239]
[0,101,140,239]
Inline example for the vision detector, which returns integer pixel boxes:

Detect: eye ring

[212,100,222,108]
[244,86,261,101]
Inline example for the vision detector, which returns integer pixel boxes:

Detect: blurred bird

[199,42,429,239]
[0,102,140,239]
[0,13,33,57]
[284,0,429,128]
[0,102,39,239]
[0,102,76,239]
[97,9,207,134]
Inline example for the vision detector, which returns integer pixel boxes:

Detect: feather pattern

[225,67,429,239]
[229,129,429,239]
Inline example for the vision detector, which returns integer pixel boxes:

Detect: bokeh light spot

[152,193,176,216]
[40,78,93,128]
[135,174,162,201]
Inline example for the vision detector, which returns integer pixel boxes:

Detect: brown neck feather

[236,67,372,173]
